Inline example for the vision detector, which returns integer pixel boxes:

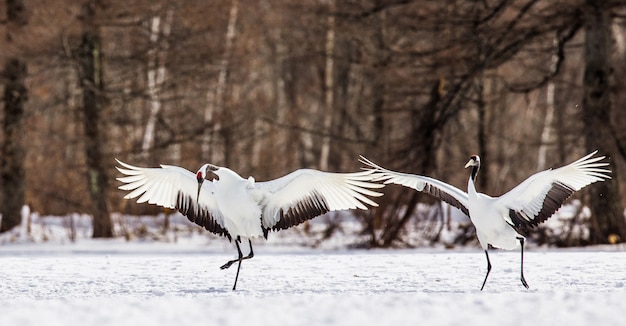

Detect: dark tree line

[1,0,625,246]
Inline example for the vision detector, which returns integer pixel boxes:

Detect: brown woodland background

[2,0,626,247]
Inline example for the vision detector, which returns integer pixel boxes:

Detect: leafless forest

[1,0,626,247]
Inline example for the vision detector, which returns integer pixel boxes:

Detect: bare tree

[319,0,335,171]
[141,7,174,159]
[582,0,626,244]
[0,0,28,233]
[77,0,113,238]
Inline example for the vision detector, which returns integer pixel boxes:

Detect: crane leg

[221,239,254,270]
[518,237,529,289]
[480,250,492,291]
[220,239,255,291]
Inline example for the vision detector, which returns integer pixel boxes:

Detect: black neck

[470,165,479,181]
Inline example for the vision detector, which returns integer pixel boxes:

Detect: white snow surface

[1,239,626,326]
[1,211,625,325]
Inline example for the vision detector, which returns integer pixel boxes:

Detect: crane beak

[464,160,473,168]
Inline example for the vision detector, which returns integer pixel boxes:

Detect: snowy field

[1,239,626,326]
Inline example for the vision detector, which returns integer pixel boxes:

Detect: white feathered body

[467,184,520,250]
[212,170,264,239]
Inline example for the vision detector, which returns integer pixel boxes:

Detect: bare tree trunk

[582,0,626,244]
[0,0,28,233]
[300,103,317,166]
[537,87,555,170]
[537,37,559,170]
[476,78,488,190]
[372,8,387,153]
[613,21,625,56]
[203,0,238,163]
[319,0,335,171]
[272,39,288,170]
[78,0,113,238]
[1,59,27,233]
[142,8,174,158]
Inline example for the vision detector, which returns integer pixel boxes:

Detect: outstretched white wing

[359,156,470,217]
[497,151,611,228]
[115,160,229,238]
[253,168,383,231]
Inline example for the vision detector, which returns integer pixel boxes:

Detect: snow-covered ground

[1,239,626,326]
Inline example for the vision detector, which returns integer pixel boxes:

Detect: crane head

[196,163,220,200]
[464,155,480,169]
[465,155,481,181]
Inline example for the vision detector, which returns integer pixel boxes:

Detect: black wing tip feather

[271,191,331,232]
[422,183,470,217]
[508,182,576,230]
[176,192,231,241]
